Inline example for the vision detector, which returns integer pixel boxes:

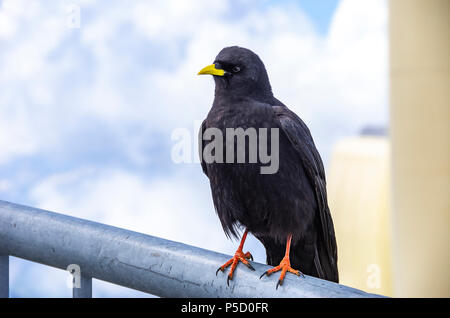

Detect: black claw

[300,272,305,278]
[216,268,223,276]
[246,262,255,271]
[227,275,231,286]
[259,271,268,279]
[248,254,254,261]
[276,279,283,290]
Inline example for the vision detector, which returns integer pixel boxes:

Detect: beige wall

[390,0,450,297]
[328,137,393,296]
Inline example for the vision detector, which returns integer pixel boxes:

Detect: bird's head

[198,46,273,100]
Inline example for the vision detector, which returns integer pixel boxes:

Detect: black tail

[313,235,339,283]
[313,204,339,283]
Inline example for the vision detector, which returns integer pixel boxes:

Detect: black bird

[198,46,338,287]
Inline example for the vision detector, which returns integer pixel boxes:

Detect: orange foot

[260,255,304,289]
[216,230,255,286]
[259,234,305,289]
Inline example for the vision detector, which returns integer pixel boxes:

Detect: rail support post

[73,275,92,298]
[0,255,9,298]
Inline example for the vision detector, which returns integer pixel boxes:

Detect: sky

[0,0,388,297]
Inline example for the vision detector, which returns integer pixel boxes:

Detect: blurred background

[0,0,448,297]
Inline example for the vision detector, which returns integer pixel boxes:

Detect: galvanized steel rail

[0,200,382,298]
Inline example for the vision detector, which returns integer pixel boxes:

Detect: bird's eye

[232,65,241,73]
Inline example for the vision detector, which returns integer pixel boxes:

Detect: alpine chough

[198,46,338,288]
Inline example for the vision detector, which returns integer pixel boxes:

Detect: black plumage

[199,46,338,283]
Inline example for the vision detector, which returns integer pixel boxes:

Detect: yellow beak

[197,64,225,76]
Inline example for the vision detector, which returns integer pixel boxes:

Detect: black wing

[199,119,208,176]
[272,105,339,283]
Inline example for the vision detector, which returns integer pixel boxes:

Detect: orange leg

[260,234,304,289]
[216,229,255,285]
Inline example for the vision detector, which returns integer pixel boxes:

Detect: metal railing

[0,200,382,298]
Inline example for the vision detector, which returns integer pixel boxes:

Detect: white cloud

[0,179,11,192]
[0,0,387,164]
[29,167,232,251]
[9,257,71,298]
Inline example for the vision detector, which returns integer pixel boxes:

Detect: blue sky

[0,0,387,297]
[279,0,339,34]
